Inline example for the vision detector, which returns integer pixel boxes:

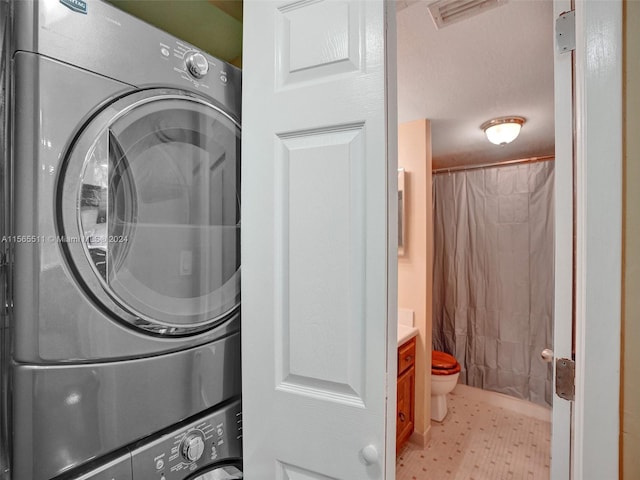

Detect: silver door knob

[541,348,554,363]
[362,444,379,465]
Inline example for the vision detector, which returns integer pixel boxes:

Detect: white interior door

[241,0,397,478]
[551,1,573,478]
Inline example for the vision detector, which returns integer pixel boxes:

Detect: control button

[155,459,164,470]
[185,52,209,78]
[181,433,205,463]
[160,47,170,57]
[219,74,228,85]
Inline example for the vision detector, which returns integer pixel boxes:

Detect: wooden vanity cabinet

[396,336,416,452]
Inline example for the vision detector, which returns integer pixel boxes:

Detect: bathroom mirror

[398,168,406,256]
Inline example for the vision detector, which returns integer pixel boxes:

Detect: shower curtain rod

[432,154,555,175]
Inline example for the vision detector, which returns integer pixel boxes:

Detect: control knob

[181,433,205,463]
[185,52,209,79]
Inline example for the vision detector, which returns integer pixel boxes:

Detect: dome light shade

[481,116,526,145]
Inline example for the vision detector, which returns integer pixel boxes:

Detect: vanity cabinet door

[397,338,416,451]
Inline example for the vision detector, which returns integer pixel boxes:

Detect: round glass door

[59,89,240,334]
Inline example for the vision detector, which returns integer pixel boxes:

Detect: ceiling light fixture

[481,116,526,145]
[428,0,508,30]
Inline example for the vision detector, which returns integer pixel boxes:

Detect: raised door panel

[275,125,366,406]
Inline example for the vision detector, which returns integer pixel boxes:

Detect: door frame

[572,1,622,478]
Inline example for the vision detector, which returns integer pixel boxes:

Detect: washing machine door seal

[58,88,241,335]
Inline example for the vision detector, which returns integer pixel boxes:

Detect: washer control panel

[63,401,242,480]
[158,39,233,91]
[131,399,242,479]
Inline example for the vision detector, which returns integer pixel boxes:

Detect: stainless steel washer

[0,1,242,479]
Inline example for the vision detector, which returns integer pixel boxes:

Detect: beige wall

[622,2,640,478]
[398,119,433,446]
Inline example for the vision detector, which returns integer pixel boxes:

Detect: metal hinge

[555,358,575,401]
[556,10,576,54]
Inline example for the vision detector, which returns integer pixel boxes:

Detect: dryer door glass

[74,92,240,330]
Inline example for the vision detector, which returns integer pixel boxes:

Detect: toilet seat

[431,350,461,375]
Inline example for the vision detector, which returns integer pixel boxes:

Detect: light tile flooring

[397,385,551,480]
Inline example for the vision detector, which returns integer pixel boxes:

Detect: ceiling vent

[427,0,508,29]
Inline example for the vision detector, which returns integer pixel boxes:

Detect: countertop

[398,323,418,346]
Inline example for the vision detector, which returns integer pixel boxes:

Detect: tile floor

[396,385,551,480]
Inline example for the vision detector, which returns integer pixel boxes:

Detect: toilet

[430,350,461,422]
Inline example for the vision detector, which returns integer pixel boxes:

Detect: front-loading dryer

[0,1,241,479]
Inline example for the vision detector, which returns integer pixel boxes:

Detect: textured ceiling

[397,0,555,169]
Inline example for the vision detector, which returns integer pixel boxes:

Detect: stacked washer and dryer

[0,1,242,479]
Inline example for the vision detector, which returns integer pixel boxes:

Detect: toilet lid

[432,350,459,370]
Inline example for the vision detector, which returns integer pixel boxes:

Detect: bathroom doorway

[395,1,559,478]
